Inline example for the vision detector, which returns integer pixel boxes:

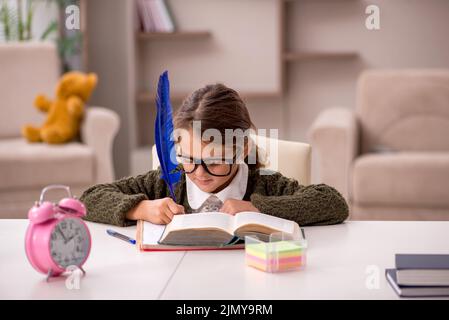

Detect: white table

[0,220,183,299]
[1,220,448,299]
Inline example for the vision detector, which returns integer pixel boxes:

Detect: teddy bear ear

[55,72,74,95]
[87,73,98,88]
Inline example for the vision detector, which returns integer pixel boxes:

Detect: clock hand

[57,227,68,242]
[64,235,76,244]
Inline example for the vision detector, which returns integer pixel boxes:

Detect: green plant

[0,0,35,41]
[0,0,82,71]
[0,1,11,40]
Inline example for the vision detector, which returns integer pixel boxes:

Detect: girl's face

[177,129,244,193]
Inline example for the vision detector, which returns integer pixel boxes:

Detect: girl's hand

[126,198,185,224]
[219,199,260,216]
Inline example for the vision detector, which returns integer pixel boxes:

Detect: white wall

[251,0,449,182]
[285,0,449,145]
[86,0,449,179]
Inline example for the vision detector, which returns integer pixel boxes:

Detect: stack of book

[386,254,449,297]
[137,0,175,33]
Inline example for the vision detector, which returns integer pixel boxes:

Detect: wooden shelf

[136,90,281,104]
[283,51,359,62]
[137,31,212,40]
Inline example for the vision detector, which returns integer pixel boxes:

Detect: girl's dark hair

[174,83,265,169]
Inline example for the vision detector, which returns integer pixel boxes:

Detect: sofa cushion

[352,152,449,208]
[0,42,59,138]
[0,138,94,190]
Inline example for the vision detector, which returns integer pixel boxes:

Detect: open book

[136,211,299,251]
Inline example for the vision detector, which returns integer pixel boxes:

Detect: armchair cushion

[352,152,449,208]
[0,138,94,190]
[357,70,449,153]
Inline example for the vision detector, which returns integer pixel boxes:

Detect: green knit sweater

[80,167,349,227]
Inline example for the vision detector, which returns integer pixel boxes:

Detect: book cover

[395,254,449,286]
[148,0,164,32]
[396,254,449,270]
[385,269,449,298]
[137,0,151,32]
[156,0,175,32]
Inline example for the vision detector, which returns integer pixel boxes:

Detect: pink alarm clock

[25,185,91,280]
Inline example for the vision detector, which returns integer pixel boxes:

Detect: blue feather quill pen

[155,71,181,201]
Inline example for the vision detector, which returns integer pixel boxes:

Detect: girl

[80,84,349,227]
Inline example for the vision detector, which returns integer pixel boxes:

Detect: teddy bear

[22,71,98,144]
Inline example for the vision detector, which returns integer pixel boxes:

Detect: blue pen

[107,229,136,245]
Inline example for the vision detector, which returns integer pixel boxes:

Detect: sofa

[310,69,449,220]
[0,42,120,218]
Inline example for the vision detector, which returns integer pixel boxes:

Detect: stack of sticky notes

[245,240,306,272]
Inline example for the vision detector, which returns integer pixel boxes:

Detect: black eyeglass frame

[176,154,238,177]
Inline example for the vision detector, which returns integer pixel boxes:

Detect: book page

[166,212,234,234]
[142,221,166,245]
[233,211,296,234]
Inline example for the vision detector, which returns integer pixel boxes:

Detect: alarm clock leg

[80,266,86,275]
[46,269,54,282]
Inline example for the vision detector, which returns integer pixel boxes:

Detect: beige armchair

[310,69,449,220]
[152,135,312,185]
[0,42,120,218]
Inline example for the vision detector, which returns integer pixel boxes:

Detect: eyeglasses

[176,154,236,177]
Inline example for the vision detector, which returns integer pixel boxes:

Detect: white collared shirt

[186,162,249,211]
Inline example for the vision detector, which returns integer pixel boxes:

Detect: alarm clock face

[50,218,90,268]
